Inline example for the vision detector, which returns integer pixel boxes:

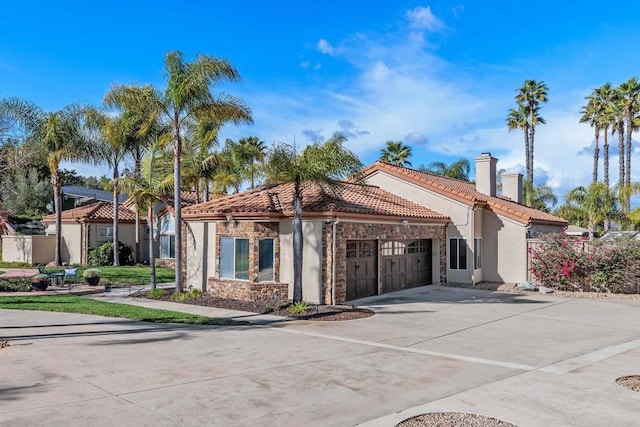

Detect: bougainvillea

[530,234,640,293]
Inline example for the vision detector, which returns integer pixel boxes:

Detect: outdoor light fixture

[401,219,409,226]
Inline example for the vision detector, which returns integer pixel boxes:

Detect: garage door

[382,240,432,293]
[346,240,378,300]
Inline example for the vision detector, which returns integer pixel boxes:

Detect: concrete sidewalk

[2,285,640,426]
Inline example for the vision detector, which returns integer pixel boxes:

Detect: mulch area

[617,375,640,392]
[397,412,518,426]
[131,290,375,321]
[445,282,640,300]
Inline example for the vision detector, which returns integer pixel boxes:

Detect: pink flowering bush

[530,234,640,293]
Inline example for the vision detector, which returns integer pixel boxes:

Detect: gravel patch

[0,340,9,349]
[616,375,640,392]
[397,412,518,426]
[444,282,640,300]
[131,290,375,321]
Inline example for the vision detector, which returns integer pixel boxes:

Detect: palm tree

[592,83,615,188]
[565,182,617,240]
[379,140,412,166]
[86,108,137,266]
[523,182,557,213]
[617,77,640,205]
[608,94,626,206]
[506,104,530,180]
[580,92,602,182]
[419,158,471,181]
[0,98,97,266]
[115,138,174,289]
[105,51,253,293]
[515,80,548,185]
[237,136,267,189]
[265,134,363,302]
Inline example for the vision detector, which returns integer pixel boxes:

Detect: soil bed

[397,412,518,427]
[616,375,640,392]
[445,282,640,300]
[132,290,374,321]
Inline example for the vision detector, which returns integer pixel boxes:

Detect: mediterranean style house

[182,153,567,304]
[182,182,450,304]
[41,201,149,265]
[361,153,567,283]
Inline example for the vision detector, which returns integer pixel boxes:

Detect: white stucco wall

[1,235,56,265]
[89,223,149,263]
[482,210,527,283]
[279,219,324,304]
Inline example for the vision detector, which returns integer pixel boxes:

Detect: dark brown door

[382,240,432,293]
[346,240,378,300]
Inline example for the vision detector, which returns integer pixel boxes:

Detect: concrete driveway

[1,285,639,426]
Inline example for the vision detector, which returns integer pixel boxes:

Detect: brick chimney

[502,172,523,204]
[474,153,497,197]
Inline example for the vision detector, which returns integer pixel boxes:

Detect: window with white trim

[474,238,482,269]
[449,238,468,270]
[99,226,114,241]
[160,217,175,259]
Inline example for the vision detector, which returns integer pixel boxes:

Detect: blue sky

[2,1,640,203]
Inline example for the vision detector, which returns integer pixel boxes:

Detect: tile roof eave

[183,210,450,224]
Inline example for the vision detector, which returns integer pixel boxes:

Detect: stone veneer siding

[322,222,447,304]
[206,221,288,301]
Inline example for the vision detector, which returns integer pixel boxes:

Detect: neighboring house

[600,231,640,240]
[362,153,568,284]
[42,201,148,265]
[183,182,450,304]
[61,185,128,210]
[565,225,589,238]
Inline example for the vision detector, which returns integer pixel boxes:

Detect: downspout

[470,205,476,284]
[331,217,339,305]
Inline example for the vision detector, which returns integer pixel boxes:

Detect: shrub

[88,241,135,266]
[289,301,309,315]
[530,234,640,293]
[0,277,32,292]
[83,268,102,279]
[170,289,204,303]
[32,273,51,282]
[147,288,165,299]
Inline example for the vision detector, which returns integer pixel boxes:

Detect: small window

[160,235,176,259]
[474,238,482,269]
[258,239,274,282]
[449,238,467,270]
[220,237,249,280]
[99,226,114,238]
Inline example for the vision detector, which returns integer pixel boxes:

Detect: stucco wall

[88,223,149,262]
[482,210,527,283]
[279,219,324,304]
[184,221,217,291]
[1,235,56,265]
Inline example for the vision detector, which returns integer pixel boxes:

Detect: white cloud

[405,6,444,31]
[452,4,464,18]
[300,61,310,69]
[317,39,338,55]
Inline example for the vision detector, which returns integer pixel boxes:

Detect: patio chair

[62,267,78,292]
[37,265,55,277]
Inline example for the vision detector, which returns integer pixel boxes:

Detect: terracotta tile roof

[361,162,567,226]
[183,182,449,222]
[124,190,199,211]
[42,202,140,223]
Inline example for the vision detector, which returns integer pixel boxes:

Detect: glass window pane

[474,238,482,269]
[459,239,467,270]
[161,218,175,233]
[235,238,249,280]
[449,238,458,269]
[169,235,176,259]
[258,239,274,282]
[160,235,169,259]
[220,238,234,279]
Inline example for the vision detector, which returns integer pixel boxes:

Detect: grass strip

[0,295,238,325]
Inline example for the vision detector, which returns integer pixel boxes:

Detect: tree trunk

[603,127,609,188]
[113,165,120,266]
[52,171,62,266]
[625,110,632,208]
[588,216,595,241]
[134,154,141,263]
[148,207,156,290]
[529,125,535,185]
[173,117,183,294]
[618,120,625,194]
[292,183,303,303]
[204,182,210,202]
[593,129,599,183]
[523,126,530,183]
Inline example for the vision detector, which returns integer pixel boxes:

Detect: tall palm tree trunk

[618,121,625,193]
[148,207,156,290]
[52,171,62,266]
[134,156,142,263]
[625,112,632,208]
[603,128,609,188]
[523,127,530,184]
[528,126,535,185]
[173,121,183,294]
[112,166,120,266]
[593,129,600,183]
[292,182,303,303]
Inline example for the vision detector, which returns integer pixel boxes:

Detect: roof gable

[42,201,140,223]
[362,162,567,226]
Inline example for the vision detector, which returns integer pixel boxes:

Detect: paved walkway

[2,285,640,426]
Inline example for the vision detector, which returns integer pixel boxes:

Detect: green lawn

[32,266,175,285]
[0,295,238,325]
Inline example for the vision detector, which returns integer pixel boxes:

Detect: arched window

[160,217,175,259]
